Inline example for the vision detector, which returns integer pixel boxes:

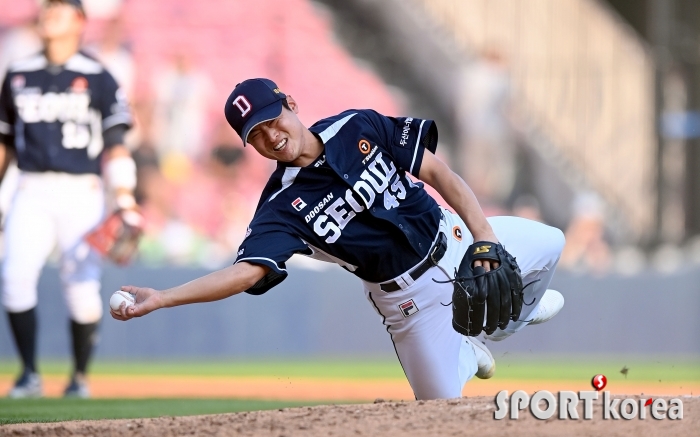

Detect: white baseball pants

[363,208,565,400]
[1,172,105,323]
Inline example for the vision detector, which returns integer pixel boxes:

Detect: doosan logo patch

[398,299,419,318]
[292,197,307,211]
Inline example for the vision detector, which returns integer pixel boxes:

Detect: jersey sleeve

[0,73,15,146]
[97,71,132,136]
[234,209,311,295]
[363,110,438,177]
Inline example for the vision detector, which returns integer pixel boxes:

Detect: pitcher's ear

[285,96,299,113]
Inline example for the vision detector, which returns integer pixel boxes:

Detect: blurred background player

[0,0,134,398]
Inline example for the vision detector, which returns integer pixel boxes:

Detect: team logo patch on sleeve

[398,299,419,318]
[358,139,371,154]
[452,226,463,241]
[292,197,307,211]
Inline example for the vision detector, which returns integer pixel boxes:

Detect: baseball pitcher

[112,78,565,400]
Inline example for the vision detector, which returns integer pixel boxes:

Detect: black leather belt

[380,232,447,292]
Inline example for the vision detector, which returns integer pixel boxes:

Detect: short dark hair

[281,99,291,111]
[45,0,86,16]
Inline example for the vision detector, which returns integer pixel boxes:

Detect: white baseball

[109,290,136,312]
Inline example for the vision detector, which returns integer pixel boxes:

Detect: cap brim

[241,100,284,145]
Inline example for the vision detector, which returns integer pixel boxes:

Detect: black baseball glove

[451,242,524,336]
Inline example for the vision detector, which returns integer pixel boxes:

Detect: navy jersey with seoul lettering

[0,52,131,175]
[235,109,441,294]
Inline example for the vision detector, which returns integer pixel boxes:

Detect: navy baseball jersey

[235,109,441,294]
[0,52,131,175]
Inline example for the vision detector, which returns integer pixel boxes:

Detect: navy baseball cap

[224,78,287,145]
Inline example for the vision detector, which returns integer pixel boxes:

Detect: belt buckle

[428,242,440,266]
[428,233,446,266]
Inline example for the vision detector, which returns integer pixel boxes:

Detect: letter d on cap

[232,95,252,117]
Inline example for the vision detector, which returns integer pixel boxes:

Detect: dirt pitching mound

[2,396,698,436]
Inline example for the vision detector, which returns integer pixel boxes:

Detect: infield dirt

[2,396,697,436]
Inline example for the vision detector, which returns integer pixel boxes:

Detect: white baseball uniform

[364,208,564,399]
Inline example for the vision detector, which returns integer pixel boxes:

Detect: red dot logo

[591,374,607,391]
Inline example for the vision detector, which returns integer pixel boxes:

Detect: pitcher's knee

[549,226,566,257]
[526,222,565,267]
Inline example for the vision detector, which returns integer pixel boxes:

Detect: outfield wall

[1,260,698,359]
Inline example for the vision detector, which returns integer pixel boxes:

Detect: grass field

[1,355,698,425]
[2,355,698,381]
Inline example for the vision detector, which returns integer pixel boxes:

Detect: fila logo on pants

[399,299,419,318]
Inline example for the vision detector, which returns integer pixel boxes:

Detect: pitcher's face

[247,97,308,165]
